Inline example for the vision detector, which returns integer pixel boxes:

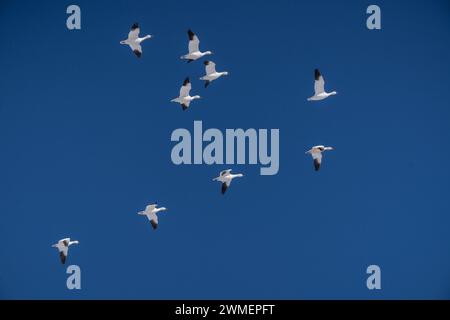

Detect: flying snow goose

[52,238,79,264]
[171,77,201,110]
[120,23,152,58]
[138,202,168,230]
[213,169,244,194]
[305,145,334,171]
[307,69,337,101]
[200,61,228,88]
[180,29,212,63]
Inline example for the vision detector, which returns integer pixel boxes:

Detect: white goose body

[180,29,212,63]
[305,145,334,171]
[307,69,337,101]
[171,77,201,110]
[138,203,168,230]
[52,238,79,264]
[200,61,228,88]
[213,169,244,194]
[120,23,152,58]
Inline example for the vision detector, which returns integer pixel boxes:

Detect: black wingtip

[60,252,66,265]
[188,29,195,40]
[221,183,228,194]
[182,104,188,111]
[314,159,321,171]
[205,81,210,88]
[204,60,210,65]
[133,50,142,58]
[131,23,139,30]
[183,77,190,85]
[314,69,321,80]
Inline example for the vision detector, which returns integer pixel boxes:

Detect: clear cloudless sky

[1,0,450,299]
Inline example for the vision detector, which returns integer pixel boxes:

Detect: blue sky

[0,0,450,299]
